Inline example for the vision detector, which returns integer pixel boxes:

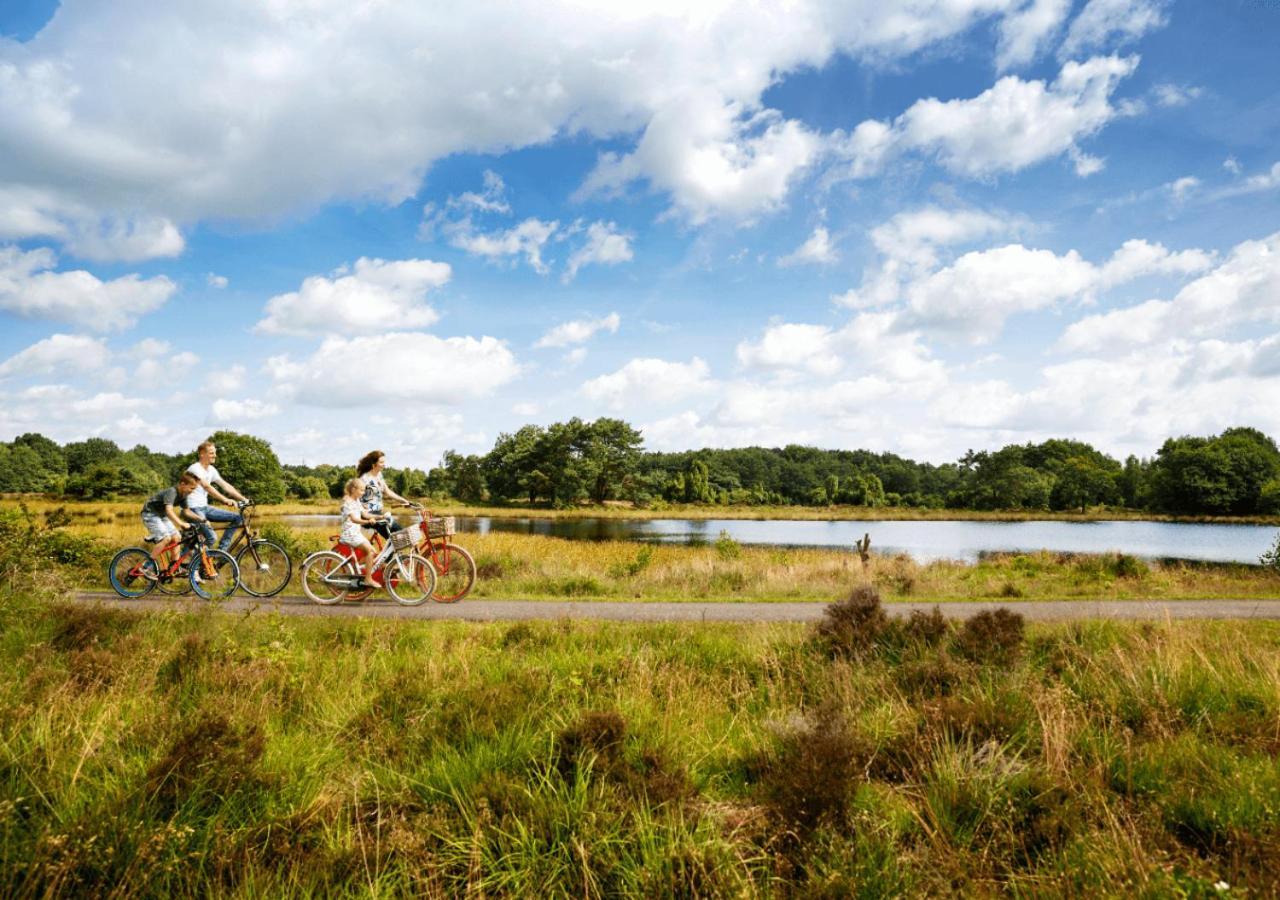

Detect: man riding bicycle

[186,440,248,552]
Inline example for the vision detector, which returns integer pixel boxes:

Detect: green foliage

[1150,427,1280,515]
[713,529,741,560]
[64,458,164,499]
[1261,533,1280,571]
[63,437,122,475]
[287,474,329,499]
[203,430,287,504]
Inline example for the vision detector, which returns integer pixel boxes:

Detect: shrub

[815,584,886,658]
[953,609,1025,667]
[609,545,654,578]
[553,710,628,779]
[714,530,742,561]
[903,606,950,646]
[1261,532,1280,572]
[751,707,865,836]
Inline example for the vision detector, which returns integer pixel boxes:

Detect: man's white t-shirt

[186,461,220,508]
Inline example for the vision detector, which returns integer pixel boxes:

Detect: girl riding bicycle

[340,477,384,589]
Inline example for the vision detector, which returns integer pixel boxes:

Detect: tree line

[3,422,1279,517]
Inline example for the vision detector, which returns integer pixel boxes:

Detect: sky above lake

[1,0,1278,467]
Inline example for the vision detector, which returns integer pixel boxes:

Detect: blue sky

[1,0,1279,467]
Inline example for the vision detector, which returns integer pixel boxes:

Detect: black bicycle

[215,500,292,597]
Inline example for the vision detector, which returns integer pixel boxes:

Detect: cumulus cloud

[996,0,1072,71]
[563,222,634,282]
[1059,232,1280,353]
[736,323,843,376]
[210,398,279,422]
[207,272,229,289]
[255,257,450,336]
[535,312,621,349]
[834,205,1013,310]
[832,56,1139,181]
[0,0,1039,241]
[778,226,838,267]
[1059,0,1167,59]
[267,332,519,407]
[0,245,176,331]
[0,334,111,379]
[580,357,715,410]
[1152,83,1202,108]
[446,218,558,274]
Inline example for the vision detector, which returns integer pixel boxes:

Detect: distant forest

[3,421,1279,517]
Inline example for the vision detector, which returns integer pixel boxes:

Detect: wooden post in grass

[854,533,871,567]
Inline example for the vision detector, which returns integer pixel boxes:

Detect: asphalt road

[70,591,1280,622]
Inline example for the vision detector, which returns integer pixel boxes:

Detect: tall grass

[8,500,1279,601]
[1,586,1278,896]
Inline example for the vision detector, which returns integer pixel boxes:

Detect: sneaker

[192,570,204,584]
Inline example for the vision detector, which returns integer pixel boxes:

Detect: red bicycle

[108,528,240,601]
[325,506,475,603]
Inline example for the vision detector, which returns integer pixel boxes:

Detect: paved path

[70,591,1280,622]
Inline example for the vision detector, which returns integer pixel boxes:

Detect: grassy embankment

[2,582,1279,895]
[6,499,1280,602]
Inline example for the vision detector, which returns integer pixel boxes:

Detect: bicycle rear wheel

[386,552,436,606]
[191,549,239,600]
[237,539,292,597]
[108,548,157,598]
[428,542,476,603]
[155,550,193,595]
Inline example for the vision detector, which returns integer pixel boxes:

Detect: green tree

[1052,456,1116,512]
[443,451,487,503]
[292,475,329,499]
[63,437,122,475]
[582,418,644,504]
[684,459,713,504]
[13,432,66,479]
[200,431,287,503]
[65,458,164,499]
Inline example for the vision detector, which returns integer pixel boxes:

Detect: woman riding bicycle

[355,449,415,539]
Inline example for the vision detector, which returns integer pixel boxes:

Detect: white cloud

[996,0,1072,71]
[1059,232,1280,353]
[268,332,519,407]
[207,272,229,289]
[1215,161,1280,199]
[580,357,715,410]
[535,312,620,349]
[832,56,1139,180]
[0,245,176,331]
[0,334,111,379]
[835,205,1013,311]
[903,238,1213,342]
[778,226,838,267]
[736,323,842,376]
[1060,0,1167,59]
[207,365,247,394]
[132,338,172,358]
[1152,83,1202,107]
[512,402,541,417]
[210,398,279,422]
[1166,176,1199,202]
[255,257,450,336]
[63,217,185,263]
[0,1,1044,237]
[562,348,588,368]
[563,222,633,282]
[448,170,511,215]
[1223,156,1242,175]
[447,218,558,274]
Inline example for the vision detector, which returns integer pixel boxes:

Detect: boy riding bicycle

[140,472,204,569]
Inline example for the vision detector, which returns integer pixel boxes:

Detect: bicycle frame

[149,529,218,581]
[337,508,456,575]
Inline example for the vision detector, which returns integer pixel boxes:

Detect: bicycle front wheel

[191,549,239,600]
[301,551,356,605]
[108,548,157,598]
[429,543,476,603]
[237,539,292,597]
[386,552,437,607]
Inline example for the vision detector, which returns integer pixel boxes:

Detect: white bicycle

[299,518,437,606]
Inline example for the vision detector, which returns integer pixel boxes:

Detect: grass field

[2,582,1278,896]
[5,499,1280,603]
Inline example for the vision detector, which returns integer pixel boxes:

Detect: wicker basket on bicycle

[425,516,456,538]
[390,523,423,550]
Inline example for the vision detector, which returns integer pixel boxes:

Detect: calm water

[276,514,1277,564]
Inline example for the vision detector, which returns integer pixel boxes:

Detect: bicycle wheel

[108,548,158,598]
[236,539,292,598]
[428,542,476,603]
[155,550,193,595]
[190,549,239,600]
[385,552,436,607]
[301,551,357,605]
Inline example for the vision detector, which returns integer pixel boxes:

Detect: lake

[276,514,1278,564]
